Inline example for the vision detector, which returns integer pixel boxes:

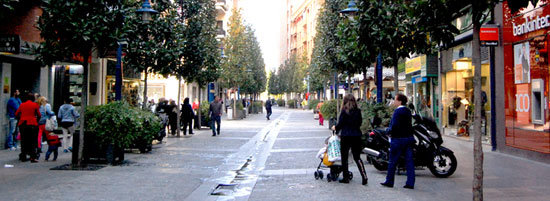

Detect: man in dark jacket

[265,98,272,120]
[209,96,223,136]
[381,93,415,189]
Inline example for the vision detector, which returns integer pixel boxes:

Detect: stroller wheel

[348,171,353,180]
[314,171,319,180]
[318,171,324,180]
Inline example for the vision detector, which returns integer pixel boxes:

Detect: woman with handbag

[37,97,55,156]
[331,94,368,185]
[15,93,41,162]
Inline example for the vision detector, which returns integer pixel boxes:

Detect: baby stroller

[313,133,353,182]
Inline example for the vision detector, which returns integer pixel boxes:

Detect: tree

[36,0,127,166]
[240,26,267,99]
[179,0,221,130]
[123,0,181,110]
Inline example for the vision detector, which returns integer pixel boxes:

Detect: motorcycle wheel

[428,151,457,178]
[369,156,388,171]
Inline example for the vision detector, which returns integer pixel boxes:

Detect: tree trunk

[472,20,484,201]
[74,52,89,167]
[176,77,181,137]
[197,83,202,130]
[142,70,148,110]
[394,57,399,96]
[348,73,352,94]
[363,69,368,101]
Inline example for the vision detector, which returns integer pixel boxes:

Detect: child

[45,133,61,161]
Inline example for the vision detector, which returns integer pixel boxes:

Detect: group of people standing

[151,96,224,137]
[331,93,416,189]
[5,89,79,163]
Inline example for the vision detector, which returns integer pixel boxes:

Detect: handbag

[45,116,58,131]
[327,135,341,162]
[16,132,21,141]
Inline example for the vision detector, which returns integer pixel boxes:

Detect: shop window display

[441,47,492,142]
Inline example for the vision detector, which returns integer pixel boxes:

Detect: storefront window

[503,1,550,154]
[441,43,492,142]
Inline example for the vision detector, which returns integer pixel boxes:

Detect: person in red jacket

[45,133,61,161]
[15,93,41,162]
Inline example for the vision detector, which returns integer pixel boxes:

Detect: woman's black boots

[357,159,368,185]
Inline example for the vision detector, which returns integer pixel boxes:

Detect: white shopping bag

[327,135,341,162]
[45,116,58,131]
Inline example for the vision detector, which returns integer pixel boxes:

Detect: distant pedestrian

[5,89,21,150]
[209,96,223,136]
[181,98,194,135]
[301,99,307,110]
[331,94,368,185]
[58,98,79,153]
[317,100,324,126]
[44,133,61,161]
[15,93,41,162]
[167,100,178,135]
[265,98,272,120]
[37,97,55,156]
[380,93,415,189]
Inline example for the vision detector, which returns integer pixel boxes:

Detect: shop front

[405,55,439,122]
[105,59,142,106]
[501,1,550,155]
[440,41,493,143]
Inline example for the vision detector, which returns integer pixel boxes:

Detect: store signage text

[480,26,499,46]
[515,84,530,124]
[0,34,20,54]
[513,15,550,36]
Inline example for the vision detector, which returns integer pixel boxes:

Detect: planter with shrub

[320,100,337,130]
[200,101,211,127]
[84,102,161,165]
[308,99,320,113]
[249,101,263,114]
[288,99,298,108]
[276,99,285,107]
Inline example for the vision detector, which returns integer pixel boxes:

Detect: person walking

[317,100,324,126]
[167,100,178,136]
[209,96,223,136]
[331,94,368,185]
[5,89,21,150]
[37,97,55,156]
[15,93,41,162]
[58,98,79,153]
[181,98,194,135]
[265,98,272,120]
[380,93,415,189]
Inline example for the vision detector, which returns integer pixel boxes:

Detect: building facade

[281,0,325,63]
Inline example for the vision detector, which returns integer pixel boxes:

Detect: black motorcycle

[363,107,457,178]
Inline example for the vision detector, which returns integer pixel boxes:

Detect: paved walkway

[0,108,548,201]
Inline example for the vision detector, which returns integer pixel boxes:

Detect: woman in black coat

[180,98,194,135]
[332,94,368,185]
[167,100,178,135]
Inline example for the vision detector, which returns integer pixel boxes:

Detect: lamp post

[136,0,158,109]
[115,40,128,101]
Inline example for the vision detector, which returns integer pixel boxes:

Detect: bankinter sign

[512,15,550,36]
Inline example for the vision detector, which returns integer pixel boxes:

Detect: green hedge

[320,100,337,120]
[359,102,394,134]
[200,100,211,123]
[288,99,298,108]
[250,101,263,114]
[276,99,285,106]
[308,99,320,110]
[85,101,161,149]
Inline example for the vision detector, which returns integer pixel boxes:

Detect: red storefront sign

[480,26,499,46]
[502,1,550,154]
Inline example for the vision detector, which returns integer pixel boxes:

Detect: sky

[239,0,282,72]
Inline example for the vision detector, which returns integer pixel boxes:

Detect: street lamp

[136,0,158,24]
[340,0,358,20]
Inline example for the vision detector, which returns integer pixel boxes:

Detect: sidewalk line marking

[270,148,319,153]
[184,111,291,201]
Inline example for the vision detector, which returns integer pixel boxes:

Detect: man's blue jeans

[5,118,18,149]
[211,115,221,135]
[385,136,415,187]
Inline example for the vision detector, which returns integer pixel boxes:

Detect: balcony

[216,0,227,14]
